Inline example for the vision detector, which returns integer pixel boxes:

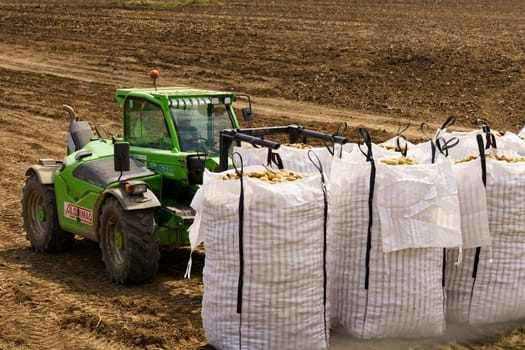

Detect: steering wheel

[194,137,219,154]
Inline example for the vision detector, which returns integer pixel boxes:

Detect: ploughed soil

[0,1,524,349]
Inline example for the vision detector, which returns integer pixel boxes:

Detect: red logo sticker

[64,202,93,225]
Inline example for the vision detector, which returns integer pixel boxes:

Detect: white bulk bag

[446,157,525,325]
[196,166,329,350]
[328,152,447,339]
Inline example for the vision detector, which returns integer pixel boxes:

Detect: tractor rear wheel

[98,197,159,284]
[22,173,75,252]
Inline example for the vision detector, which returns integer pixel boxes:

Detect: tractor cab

[115,87,242,187]
[113,75,251,248]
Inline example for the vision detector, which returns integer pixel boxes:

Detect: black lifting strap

[420,122,438,163]
[396,117,411,157]
[358,128,376,290]
[436,136,460,158]
[440,115,457,130]
[307,150,329,346]
[233,153,246,315]
[266,149,284,169]
[472,134,488,279]
[396,136,408,157]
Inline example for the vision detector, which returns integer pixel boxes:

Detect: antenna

[149,69,160,92]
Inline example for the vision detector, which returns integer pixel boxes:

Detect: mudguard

[25,160,62,185]
[102,187,161,211]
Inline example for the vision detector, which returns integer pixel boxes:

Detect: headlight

[124,181,147,195]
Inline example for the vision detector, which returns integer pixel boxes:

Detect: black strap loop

[476,134,487,187]
[420,122,433,141]
[335,121,348,138]
[357,128,374,162]
[397,118,411,136]
[485,132,497,150]
[395,136,408,157]
[395,118,411,157]
[420,122,438,163]
[471,134,487,280]
[364,156,376,290]
[232,153,245,315]
[308,150,325,181]
[272,152,284,170]
[440,115,457,130]
[307,149,329,345]
[323,139,335,157]
[266,149,284,170]
[356,128,376,290]
[435,136,459,157]
[479,121,497,150]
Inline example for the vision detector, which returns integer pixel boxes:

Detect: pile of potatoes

[222,168,304,184]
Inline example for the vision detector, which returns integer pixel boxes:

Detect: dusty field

[0,0,525,349]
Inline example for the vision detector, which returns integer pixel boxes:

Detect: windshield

[169,102,234,155]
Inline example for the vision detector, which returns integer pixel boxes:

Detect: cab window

[125,99,171,150]
[169,103,233,154]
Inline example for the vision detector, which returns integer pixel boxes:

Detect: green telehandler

[22,70,256,284]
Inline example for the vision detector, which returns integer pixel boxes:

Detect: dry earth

[0,0,524,349]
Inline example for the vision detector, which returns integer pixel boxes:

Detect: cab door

[124,98,185,181]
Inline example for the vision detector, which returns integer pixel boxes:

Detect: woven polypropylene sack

[199,167,329,350]
[328,153,446,339]
[446,158,525,325]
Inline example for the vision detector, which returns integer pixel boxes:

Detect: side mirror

[242,107,253,121]
[236,94,254,121]
[114,142,130,172]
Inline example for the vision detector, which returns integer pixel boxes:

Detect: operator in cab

[175,112,201,151]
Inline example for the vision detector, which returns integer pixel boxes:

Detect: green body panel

[54,138,163,241]
[54,175,100,240]
[54,140,114,240]
[130,147,184,181]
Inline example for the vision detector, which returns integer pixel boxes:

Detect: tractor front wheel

[22,173,75,252]
[98,197,159,284]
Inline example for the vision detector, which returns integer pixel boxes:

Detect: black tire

[22,173,75,252]
[98,197,159,284]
